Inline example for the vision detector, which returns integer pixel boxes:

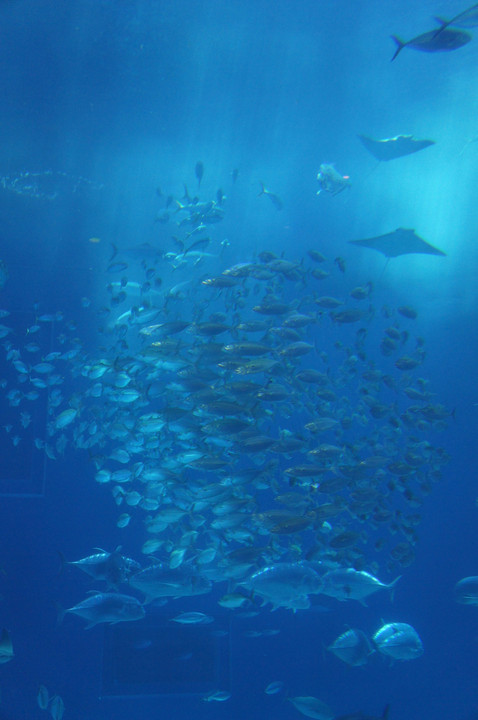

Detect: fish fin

[84,622,97,630]
[388,575,402,602]
[109,243,118,262]
[390,36,405,61]
[431,18,449,39]
[382,704,391,720]
[258,182,267,196]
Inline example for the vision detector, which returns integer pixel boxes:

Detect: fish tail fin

[258,182,267,196]
[388,574,402,602]
[390,36,405,61]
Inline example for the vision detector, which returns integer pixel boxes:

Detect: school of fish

[5,11,478,713]
[0,160,452,657]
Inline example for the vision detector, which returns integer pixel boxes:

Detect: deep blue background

[0,1,477,719]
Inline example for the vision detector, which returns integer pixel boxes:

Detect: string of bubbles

[0,170,103,201]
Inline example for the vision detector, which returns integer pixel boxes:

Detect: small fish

[117,513,131,528]
[265,680,284,695]
[49,694,65,720]
[398,305,417,319]
[218,593,250,609]
[258,182,283,210]
[32,362,55,374]
[107,261,129,273]
[37,684,49,710]
[289,695,334,720]
[334,256,346,273]
[54,408,78,430]
[335,705,390,720]
[195,161,204,187]
[0,629,13,663]
[203,689,231,702]
[0,259,8,288]
[331,308,363,324]
[170,611,214,624]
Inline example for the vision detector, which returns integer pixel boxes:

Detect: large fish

[241,562,323,611]
[64,547,140,586]
[129,563,212,602]
[320,568,401,605]
[328,628,374,666]
[391,27,471,60]
[372,622,423,660]
[63,592,145,629]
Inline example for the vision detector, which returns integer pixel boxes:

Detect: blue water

[0,1,477,719]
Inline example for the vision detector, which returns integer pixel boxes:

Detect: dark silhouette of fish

[258,182,283,210]
[349,228,446,258]
[335,705,390,720]
[434,2,478,34]
[358,134,435,161]
[195,161,204,188]
[391,27,471,60]
[0,259,8,289]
